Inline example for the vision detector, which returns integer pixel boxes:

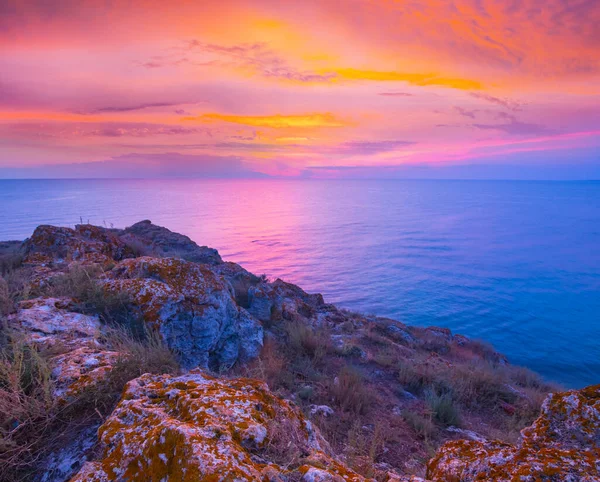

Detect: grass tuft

[329,366,372,415]
[425,388,461,427]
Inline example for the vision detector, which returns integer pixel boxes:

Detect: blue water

[1,179,599,388]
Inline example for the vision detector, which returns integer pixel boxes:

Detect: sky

[0,0,599,179]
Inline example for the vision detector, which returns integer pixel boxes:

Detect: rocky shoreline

[0,221,598,481]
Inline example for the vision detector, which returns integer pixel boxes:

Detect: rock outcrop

[122,220,222,264]
[23,224,132,267]
[427,384,600,481]
[71,372,367,482]
[3,221,599,482]
[19,222,263,372]
[104,256,263,370]
[248,278,327,323]
[7,297,118,399]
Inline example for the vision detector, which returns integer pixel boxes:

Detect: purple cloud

[0,152,268,179]
[87,125,203,137]
[336,140,415,155]
[469,92,523,111]
[378,92,414,97]
[454,106,477,118]
[78,102,184,114]
[472,119,554,136]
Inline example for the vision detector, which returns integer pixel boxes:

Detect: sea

[1,178,598,388]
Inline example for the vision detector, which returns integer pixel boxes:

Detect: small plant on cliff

[76,328,179,415]
[284,320,330,366]
[329,366,373,415]
[0,277,12,317]
[402,409,436,440]
[0,267,32,316]
[425,388,461,427]
[43,263,143,335]
[0,252,23,277]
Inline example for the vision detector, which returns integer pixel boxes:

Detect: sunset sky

[1,0,599,179]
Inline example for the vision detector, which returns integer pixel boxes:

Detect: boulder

[104,257,262,370]
[121,220,222,264]
[23,224,132,266]
[10,297,101,343]
[248,278,326,323]
[71,372,368,481]
[427,384,600,481]
[213,261,262,307]
[7,297,118,398]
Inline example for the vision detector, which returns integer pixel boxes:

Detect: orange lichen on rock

[50,346,119,398]
[23,224,132,267]
[70,372,371,481]
[7,297,117,398]
[10,297,101,343]
[427,384,600,481]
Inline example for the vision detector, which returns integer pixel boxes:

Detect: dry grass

[241,338,291,391]
[0,326,178,481]
[259,414,307,471]
[344,421,394,478]
[228,307,555,477]
[76,327,180,414]
[284,320,330,366]
[0,252,23,277]
[0,267,32,317]
[424,388,461,427]
[402,410,436,441]
[122,238,159,258]
[328,366,373,416]
[0,277,12,317]
[0,338,55,480]
[41,263,143,334]
[397,358,437,394]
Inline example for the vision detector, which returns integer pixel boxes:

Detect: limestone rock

[121,220,222,264]
[213,261,263,307]
[70,372,367,482]
[23,224,132,266]
[105,256,262,370]
[248,279,325,323]
[7,297,118,398]
[10,297,101,343]
[427,384,600,481]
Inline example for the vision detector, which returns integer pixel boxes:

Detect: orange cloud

[184,113,349,128]
[334,68,483,90]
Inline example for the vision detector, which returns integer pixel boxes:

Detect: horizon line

[1,177,599,182]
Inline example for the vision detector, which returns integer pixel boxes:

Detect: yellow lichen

[70,372,370,481]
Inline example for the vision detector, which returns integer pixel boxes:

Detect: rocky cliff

[0,221,597,481]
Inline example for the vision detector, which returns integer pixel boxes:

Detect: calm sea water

[1,179,599,388]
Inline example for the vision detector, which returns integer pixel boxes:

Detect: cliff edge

[0,221,596,481]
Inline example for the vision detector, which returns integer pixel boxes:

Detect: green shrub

[402,410,436,440]
[397,360,435,394]
[425,388,460,427]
